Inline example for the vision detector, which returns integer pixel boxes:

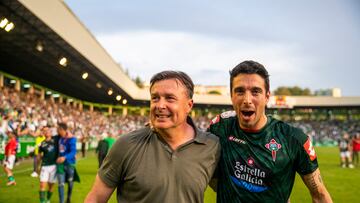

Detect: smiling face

[231,73,270,131]
[150,79,193,132]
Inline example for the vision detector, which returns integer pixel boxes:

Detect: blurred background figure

[38,125,58,203]
[56,122,78,203]
[95,132,109,168]
[338,132,354,168]
[352,132,360,166]
[3,129,17,186]
[80,128,89,158]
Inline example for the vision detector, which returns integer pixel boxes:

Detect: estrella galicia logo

[231,161,269,193]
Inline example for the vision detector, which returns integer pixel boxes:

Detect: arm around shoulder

[301,168,333,203]
[84,174,115,203]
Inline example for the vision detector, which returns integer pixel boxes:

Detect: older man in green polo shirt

[85,71,220,203]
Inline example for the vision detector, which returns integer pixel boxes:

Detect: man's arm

[84,174,115,203]
[301,168,333,203]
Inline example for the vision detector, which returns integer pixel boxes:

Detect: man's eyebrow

[150,92,177,97]
[233,87,245,92]
[251,87,263,92]
[150,93,159,97]
[164,93,177,98]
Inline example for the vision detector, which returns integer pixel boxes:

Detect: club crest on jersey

[265,139,282,162]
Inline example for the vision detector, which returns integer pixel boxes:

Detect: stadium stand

[0,85,148,160]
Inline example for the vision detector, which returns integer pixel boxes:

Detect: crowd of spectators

[0,86,148,147]
[290,120,360,146]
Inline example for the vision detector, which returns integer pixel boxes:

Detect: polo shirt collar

[186,116,207,144]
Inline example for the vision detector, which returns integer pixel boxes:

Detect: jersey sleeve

[292,128,318,175]
[207,115,221,135]
[207,114,230,138]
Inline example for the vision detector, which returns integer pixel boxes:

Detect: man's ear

[187,99,194,114]
[265,91,270,104]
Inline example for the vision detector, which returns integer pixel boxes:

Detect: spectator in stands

[95,132,109,168]
[56,122,79,203]
[85,70,220,203]
[3,129,17,186]
[352,132,360,166]
[38,125,58,203]
[339,132,354,168]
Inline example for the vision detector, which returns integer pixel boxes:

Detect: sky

[64,0,360,96]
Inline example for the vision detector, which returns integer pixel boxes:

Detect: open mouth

[241,110,255,118]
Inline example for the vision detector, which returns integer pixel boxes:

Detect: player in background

[338,132,354,168]
[38,125,58,203]
[3,129,17,186]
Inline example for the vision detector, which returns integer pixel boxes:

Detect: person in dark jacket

[96,133,109,168]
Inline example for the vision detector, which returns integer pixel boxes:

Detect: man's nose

[243,92,252,104]
[156,98,167,109]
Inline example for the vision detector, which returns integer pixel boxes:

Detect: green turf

[0,147,358,202]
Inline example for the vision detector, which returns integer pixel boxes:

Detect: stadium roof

[0,0,359,109]
[0,0,139,105]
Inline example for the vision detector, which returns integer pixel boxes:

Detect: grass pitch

[0,147,358,202]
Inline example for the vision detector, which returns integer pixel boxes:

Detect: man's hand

[56,156,66,163]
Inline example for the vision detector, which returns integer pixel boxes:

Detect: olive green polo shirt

[98,118,220,203]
